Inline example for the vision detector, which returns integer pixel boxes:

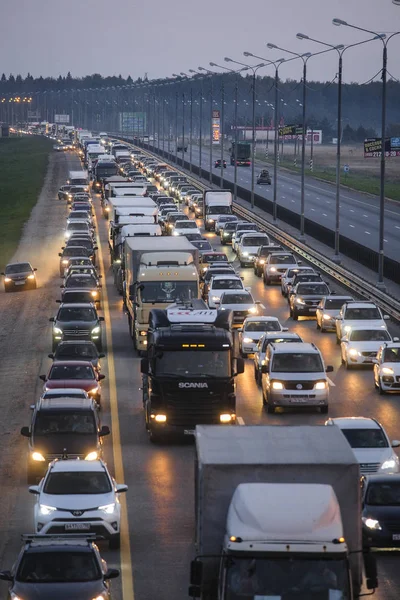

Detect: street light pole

[189,69,204,179]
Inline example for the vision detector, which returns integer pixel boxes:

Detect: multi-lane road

[1,147,400,600]
[157,141,400,261]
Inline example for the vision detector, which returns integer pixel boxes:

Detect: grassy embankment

[255,151,400,202]
[0,136,53,269]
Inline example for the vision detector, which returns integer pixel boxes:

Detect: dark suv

[0,535,119,599]
[1,262,37,292]
[20,397,110,483]
[49,303,104,351]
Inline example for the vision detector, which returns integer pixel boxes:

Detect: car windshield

[203,254,228,263]
[63,292,93,303]
[169,214,188,223]
[6,263,31,274]
[175,221,198,229]
[272,353,323,373]
[207,206,231,214]
[236,225,256,232]
[245,321,281,332]
[69,259,92,267]
[63,248,89,257]
[212,279,243,290]
[57,308,96,322]
[67,240,93,250]
[48,364,95,380]
[349,330,391,342]
[340,428,388,448]
[69,212,89,219]
[204,269,234,282]
[140,282,198,303]
[296,284,330,295]
[55,344,98,359]
[44,471,111,494]
[325,298,352,310]
[17,551,101,583]
[366,482,400,506]
[155,350,230,377]
[345,307,381,319]
[223,223,237,231]
[67,223,89,231]
[34,413,96,435]
[382,348,400,362]
[221,293,253,305]
[242,236,270,246]
[294,275,322,284]
[192,241,212,251]
[270,254,296,264]
[65,276,97,288]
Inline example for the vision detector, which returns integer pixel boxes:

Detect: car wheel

[336,333,341,345]
[292,310,298,321]
[341,353,346,365]
[254,364,259,381]
[266,402,275,414]
[320,405,329,414]
[109,533,121,550]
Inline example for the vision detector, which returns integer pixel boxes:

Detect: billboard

[54,114,70,124]
[119,112,146,134]
[278,124,303,137]
[212,109,220,145]
[364,137,400,158]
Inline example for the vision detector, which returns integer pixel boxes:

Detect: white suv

[261,342,333,414]
[29,459,128,549]
[207,275,245,309]
[325,417,400,475]
[335,301,389,344]
[263,252,298,285]
[373,343,400,394]
[236,233,270,268]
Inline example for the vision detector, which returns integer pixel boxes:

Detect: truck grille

[359,463,380,474]
[284,381,316,391]
[164,395,226,427]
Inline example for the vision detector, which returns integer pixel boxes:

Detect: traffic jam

[2,128,400,599]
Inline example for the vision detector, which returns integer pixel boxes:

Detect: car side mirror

[255,300,261,304]
[39,374,46,381]
[58,253,62,257]
[393,337,399,342]
[298,260,302,265]
[98,374,106,381]
[99,316,105,322]
[116,484,128,493]
[326,365,334,373]
[391,440,400,448]
[104,568,120,580]
[49,317,54,322]
[0,571,13,582]
[34,268,37,272]
[48,353,54,359]
[236,357,245,375]
[20,426,30,437]
[60,285,65,288]
[384,315,390,320]
[141,358,149,374]
[29,485,40,495]
[282,327,289,331]
[237,328,243,332]
[100,425,110,437]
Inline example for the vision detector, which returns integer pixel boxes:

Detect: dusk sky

[1,0,399,84]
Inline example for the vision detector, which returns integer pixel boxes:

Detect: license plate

[393,534,400,541]
[65,523,91,531]
[15,281,25,286]
[184,429,195,435]
[290,398,308,403]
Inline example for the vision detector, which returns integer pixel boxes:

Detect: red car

[39,360,105,405]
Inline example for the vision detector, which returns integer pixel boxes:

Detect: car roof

[211,274,241,281]
[6,261,32,267]
[221,290,252,297]
[270,252,295,257]
[327,417,380,429]
[271,342,318,353]
[42,388,88,397]
[49,459,106,473]
[56,340,98,347]
[49,360,95,367]
[324,295,353,300]
[58,303,96,309]
[244,316,279,322]
[344,302,378,308]
[349,325,390,331]
[262,332,302,340]
[67,274,96,279]
[38,397,95,410]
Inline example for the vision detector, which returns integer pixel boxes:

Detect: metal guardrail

[112,135,400,323]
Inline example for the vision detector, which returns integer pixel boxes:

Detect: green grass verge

[0,136,53,269]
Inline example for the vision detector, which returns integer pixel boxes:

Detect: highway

[1,146,400,600]
[157,141,400,261]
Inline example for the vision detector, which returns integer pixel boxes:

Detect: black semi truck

[140,302,244,442]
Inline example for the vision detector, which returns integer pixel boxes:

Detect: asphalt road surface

[0,148,400,600]
[158,141,400,262]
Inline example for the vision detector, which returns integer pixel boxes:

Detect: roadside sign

[344,164,349,173]
[364,137,400,158]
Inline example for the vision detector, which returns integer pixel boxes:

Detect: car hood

[380,362,400,374]
[346,340,388,351]
[242,332,271,341]
[221,303,255,311]
[352,447,395,467]
[240,246,263,253]
[270,371,326,381]
[268,263,297,270]
[295,293,328,300]
[13,580,105,600]
[31,433,98,455]
[55,320,98,330]
[45,380,97,391]
[40,491,115,511]
[363,504,400,522]
[6,271,32,279]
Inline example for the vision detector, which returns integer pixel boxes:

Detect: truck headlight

[152,414,167,423]
[381,459,397,470]
[315,381,327,390]
[31,452,45,462]
[362,517,382,530]
[99,503,116,514]
[88,386,100,395]
[220,414,235,423]
[272,381,284,390]
[39,504,57,515]
[85,451,99,461]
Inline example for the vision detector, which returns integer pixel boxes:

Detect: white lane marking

[327,377,336,387]
[289,187,293,190]
[350,209,354,213]
[237,416,245,425]
[311,208,315,211]
[326,201,331,204]
[322,213,327,216]
[396,226,400,230]
[384,238,388,242]
[365,231,371,235]
[349,225,355,228]
[316,197,320,200]
[291,199,295,203]
[282,196,286,199]
[363,214,368,218]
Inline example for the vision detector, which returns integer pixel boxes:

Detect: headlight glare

[362,517,382,530]
[99,503,116,514]
[32,452,45,462]
[40,504,57,515]
[85,451,99,461]
[381,459,397,470]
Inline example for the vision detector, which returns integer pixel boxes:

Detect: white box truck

[190,425,378,600]
[203,190,233,231]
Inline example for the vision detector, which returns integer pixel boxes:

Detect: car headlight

[53,327,63,335]
[296,298,306,305]
[211,296,220,303]
[39,504,57,515]
[92,326,101,335]
[173,231,180,236]
[62,259,69,265]
[259,259,265,264]
[28,274,35,280]
[381,459,397,470]
[208,219,214,223]
[272,381,284,390]
[362,517,382,530]
[348,348,359,357]
[242,251,249,257]
[85,451,99,461]
[31,452,45,462]
[91,290,98,297]
[323,313,333,320]
[139,330,147,336]
[269,267,276,272]
[344,325,352,332]
[4,277,11,282]
[315,381,327,390]
[88,386,100,395]
[220,413,235,423]
[248,306,257,314]
[151,414,167,423]
[223,232,229,236]
[382,367,394,375]
[243,337,253,344]
[99,503,116,514]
